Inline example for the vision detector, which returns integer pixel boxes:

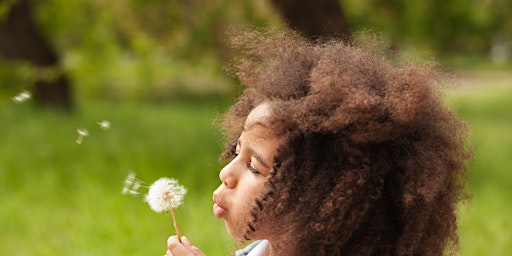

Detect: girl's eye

[247,162,261,174]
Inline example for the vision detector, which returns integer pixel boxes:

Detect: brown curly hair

[219,27,471,256]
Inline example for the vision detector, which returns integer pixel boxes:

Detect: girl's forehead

[244,103,272,130]
[241,103,282,144]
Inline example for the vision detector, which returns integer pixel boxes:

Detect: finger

[167,236,194,256]
[181,236,206,256]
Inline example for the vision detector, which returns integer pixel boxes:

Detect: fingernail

[167,235,178,244]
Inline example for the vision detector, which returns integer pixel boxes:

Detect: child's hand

[166,236,205,256]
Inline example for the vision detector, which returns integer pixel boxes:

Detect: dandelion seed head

[145,177,187,213]
[97,120,111,130]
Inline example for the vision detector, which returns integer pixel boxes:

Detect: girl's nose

[219,161,238,188]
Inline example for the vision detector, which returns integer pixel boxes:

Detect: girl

[166,28,471,256]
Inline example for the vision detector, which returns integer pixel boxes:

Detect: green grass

[1,70,511,255]
[0,99,235,255]
[445,76,512,256]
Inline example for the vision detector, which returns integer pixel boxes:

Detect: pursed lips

[213,193,227,218]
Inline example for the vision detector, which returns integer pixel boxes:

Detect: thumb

[181,236,206,256]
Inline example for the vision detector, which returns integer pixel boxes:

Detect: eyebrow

[236,139,272,170]
[243,121,268,131]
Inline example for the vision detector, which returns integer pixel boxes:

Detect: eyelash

[234,147,261,175]
[247,162,261,174]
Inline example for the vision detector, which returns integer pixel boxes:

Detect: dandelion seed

[122,184,141,195]
[76,128,89,144]
[11,90,31,103]
[145,177,187,241]
[124,172,136,186]
[132,181,141,191]
[121,172,143,195]
[97,120,111,130]
[126,181,142,195]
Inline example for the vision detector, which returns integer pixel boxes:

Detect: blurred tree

[0,0,72,110]
[345,0,512,59]
[270,0,351,40]
[1,0,506,104]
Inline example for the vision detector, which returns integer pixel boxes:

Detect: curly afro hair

[219,27,471,256]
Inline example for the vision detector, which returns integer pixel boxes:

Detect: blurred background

[0,0,511,255]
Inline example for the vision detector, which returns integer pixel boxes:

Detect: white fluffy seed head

[145,177,187,213]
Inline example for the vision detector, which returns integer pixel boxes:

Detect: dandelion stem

[171,208,182,242]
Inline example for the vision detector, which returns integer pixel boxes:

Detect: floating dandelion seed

[75,128,89,144]
[130,181,141,195]
[97,120,111,130]
[121,174,187,242]
[122,172,143,195]
[11,90,31,103]
[145,177,187,242]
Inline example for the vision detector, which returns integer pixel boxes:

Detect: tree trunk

[271,0,351,41]
[0,0,73,110]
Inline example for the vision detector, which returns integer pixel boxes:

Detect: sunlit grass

[447,71,512,256]
[1,70,511,255]
[0,100,234,255]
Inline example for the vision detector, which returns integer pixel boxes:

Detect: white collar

[235,240,269,256]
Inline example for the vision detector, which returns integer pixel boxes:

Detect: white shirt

[235,240,269,256]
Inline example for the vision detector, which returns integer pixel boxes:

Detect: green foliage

[2,0,509,101]
[0,0,17,22]
[12,0,280,102]
[344,0,512,57]
[0,59,62,101]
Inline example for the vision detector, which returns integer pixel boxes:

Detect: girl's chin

[225,223,268,241]
[224,221,247,240]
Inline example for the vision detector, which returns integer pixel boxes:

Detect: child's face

[213,103,281,240]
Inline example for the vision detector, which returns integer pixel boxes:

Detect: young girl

[165,28,471,256]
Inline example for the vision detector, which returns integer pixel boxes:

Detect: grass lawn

[447,70,512,256]
[0,69,511,255]
[0,99,235,255]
